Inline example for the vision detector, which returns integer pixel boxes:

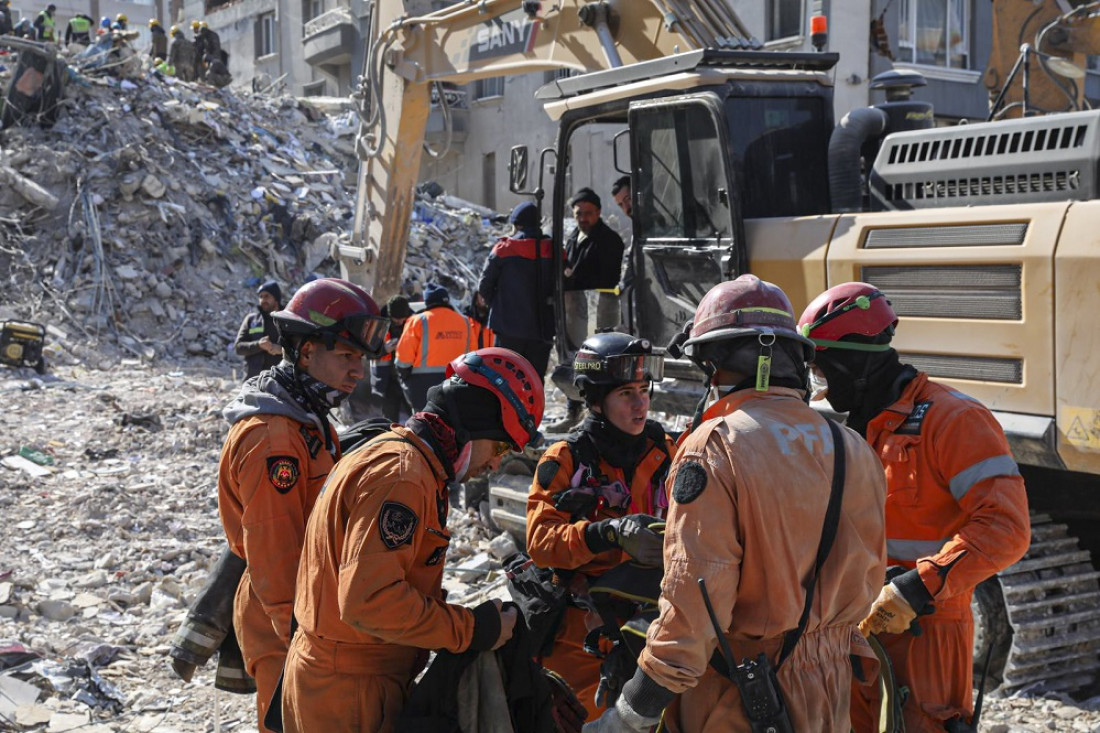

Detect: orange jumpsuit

[526,429,675,721]
[636,387,887,733]
[851,372,1030,732]
[218,413,338,731]
[282,425,492,732]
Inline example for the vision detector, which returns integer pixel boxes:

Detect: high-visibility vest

[394,307,475,376]
[37,10,55,40]
[67,15,91,33]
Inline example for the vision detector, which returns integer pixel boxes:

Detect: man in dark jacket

[234,280,283,379]
[476,201,555,381]
[552,188,625,431]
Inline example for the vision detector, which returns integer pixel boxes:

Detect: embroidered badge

[536,460,561,491]
[897,401,933,435]
[267,456,299,494]
[379,501,418,549]
[672,461,707,504]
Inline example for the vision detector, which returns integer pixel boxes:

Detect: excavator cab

[524,50,836,410]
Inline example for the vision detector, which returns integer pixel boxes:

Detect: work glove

[585,514,665,566]
[582,694,660,733]
[859,582,917,636]
[543,668,587,733]
[594,643,636,708]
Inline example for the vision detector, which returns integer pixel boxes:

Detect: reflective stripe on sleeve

[948,454,1019,501]
[887,537,950,562]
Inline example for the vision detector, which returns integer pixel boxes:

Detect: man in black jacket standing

[552,187,625,431]
[233,280,283,379]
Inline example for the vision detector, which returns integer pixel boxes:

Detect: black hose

[828,107,888,213]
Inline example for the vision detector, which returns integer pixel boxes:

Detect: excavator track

[976,514,1100,695]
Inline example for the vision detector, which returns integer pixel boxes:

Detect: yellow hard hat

[148,18,161,28]
[199,20,208,29]
[170,24,180,35]
[191,19,200,30]
[115,13,127,23]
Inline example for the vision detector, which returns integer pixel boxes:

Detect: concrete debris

[1,56,507,371]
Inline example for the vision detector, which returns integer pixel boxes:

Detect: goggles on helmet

[574,352,665,383]
[461,352,538,446]
[339,313,390,355]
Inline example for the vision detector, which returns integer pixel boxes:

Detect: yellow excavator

[341,0,1100,696]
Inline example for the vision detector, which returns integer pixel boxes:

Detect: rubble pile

[0,65,507,369]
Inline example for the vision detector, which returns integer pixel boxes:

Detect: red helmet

[447,348,544,450]
[798,282,898,351]
[684,274,814,357]
[273,278,388,356]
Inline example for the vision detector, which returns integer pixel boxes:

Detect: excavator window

[727,95,831,218]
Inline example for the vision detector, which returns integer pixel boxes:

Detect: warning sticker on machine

[1060,407,1100,452]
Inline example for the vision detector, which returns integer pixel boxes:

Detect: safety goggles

[492,440,513,457]
[338,313,391,356]
[575,353,665,382]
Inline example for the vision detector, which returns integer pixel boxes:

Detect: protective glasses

[492,441,513,457]
[575,353,665,382]
[340,313,391,356]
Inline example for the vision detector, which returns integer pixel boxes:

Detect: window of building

[304,0,322,21]
[898,0,969,69]
[766,0,802,42]
[474,76,504,100]
[256,12,276,58]
[302,80,327,96]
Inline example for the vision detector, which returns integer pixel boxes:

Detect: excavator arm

[342,0,756,300]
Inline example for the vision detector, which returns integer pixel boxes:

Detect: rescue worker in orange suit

[527,332,675,721]
[281,347,545,732]
[798,282,1030,733]
[217,277,388,732]
[395,282,479,411]
[585,275,887,733]
[476,200,556,381]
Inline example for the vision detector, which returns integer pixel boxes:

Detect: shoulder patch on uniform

[299,424,322,458]
[536,459,562,491]
[379,501,418,549]
[672,461,707,504]
[896,401,933,435]
[266,456,299,494]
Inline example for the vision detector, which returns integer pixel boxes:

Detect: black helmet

[573,332,664,405]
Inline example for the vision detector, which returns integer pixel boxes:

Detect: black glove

[595,643,637,708]
[585,514,664,566]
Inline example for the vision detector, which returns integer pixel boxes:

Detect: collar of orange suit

[406,412,459,480]
[701,385,808,423]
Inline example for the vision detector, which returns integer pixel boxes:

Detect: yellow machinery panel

[824,202,1066,418]
[745,215,838,315]
[1053,201,1100,474]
